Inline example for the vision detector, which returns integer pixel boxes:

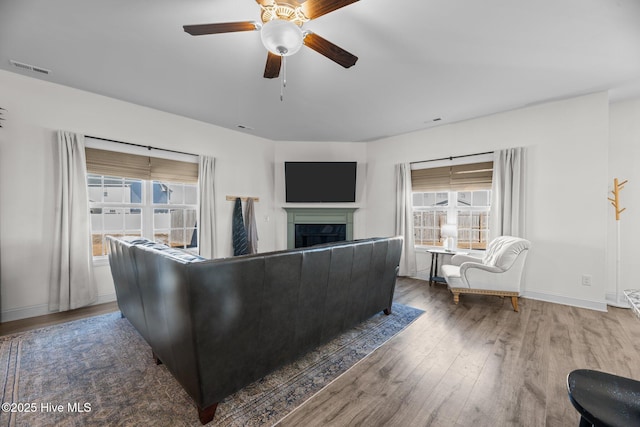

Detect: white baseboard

[604,291,631,309]
[1,303,50,323]
[94,292,117,306]
[405,278,609,312]
[1,293,117,323]
[402,276,610,312]
[522,290,608,312]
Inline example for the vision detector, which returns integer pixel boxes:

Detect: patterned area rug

[0,304,423,426]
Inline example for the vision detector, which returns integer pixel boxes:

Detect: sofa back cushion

[124,237,206,263]
[482,236,530,270]
[107,237,150,342]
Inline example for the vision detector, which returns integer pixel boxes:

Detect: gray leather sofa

[107,235,403,424]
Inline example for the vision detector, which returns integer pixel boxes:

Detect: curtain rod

[86,135,197,157]
[409,151,493,165]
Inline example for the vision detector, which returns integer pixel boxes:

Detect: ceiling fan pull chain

[280,54,286,102]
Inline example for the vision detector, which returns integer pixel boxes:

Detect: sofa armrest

[450,254,483,266]
[459,262,502,275]
[459,262,522,293]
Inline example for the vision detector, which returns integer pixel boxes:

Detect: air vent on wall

[10,60,51,75]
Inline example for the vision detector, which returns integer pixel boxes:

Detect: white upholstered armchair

[441,236,531,312]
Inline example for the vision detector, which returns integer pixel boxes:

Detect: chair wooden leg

[452,292,460,305]
[511,296,519,312]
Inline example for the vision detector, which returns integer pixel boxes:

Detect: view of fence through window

[413,190,491,250]
[88,174,198,256]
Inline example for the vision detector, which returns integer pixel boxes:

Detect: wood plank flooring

[277,277,640,427]
[2,280,639,426]
[0,301,118,336]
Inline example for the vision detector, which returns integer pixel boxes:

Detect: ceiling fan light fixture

[260,19,303,56]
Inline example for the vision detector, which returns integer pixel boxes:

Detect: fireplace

[284,208,357,249]
[295,224,346,248]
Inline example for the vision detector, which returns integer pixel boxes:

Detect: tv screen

[285,162,357,202]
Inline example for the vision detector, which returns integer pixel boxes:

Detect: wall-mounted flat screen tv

[285,161,357,202]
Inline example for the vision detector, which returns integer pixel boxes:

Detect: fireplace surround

[284,207,357,249]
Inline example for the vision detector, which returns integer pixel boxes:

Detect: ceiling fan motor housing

[260,2,309,26]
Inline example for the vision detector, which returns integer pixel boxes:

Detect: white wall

[0,67,630,320]
[608,98,640,304]
[366,92,610,310]
[0,70,277,321]
[272,141,368,249]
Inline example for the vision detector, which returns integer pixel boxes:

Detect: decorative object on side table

[441,223,457,251]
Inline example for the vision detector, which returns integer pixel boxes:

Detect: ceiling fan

[183,0,359,80]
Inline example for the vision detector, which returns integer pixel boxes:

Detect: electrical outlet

[581,274,592,286]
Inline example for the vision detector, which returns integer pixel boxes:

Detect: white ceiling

[1,0,639,142]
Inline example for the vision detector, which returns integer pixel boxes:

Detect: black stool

[567,369,640,426]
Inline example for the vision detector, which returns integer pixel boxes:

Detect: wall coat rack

[608,178,627,220]
[608,177,629,308]
[226,196,259,202]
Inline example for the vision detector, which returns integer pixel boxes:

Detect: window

[411,160,493,251]
[85,145,199,257]
[88,175,143,256]
[413,190,491,250]
[413,192,448,247]
[88,176,198,256]
[456,191,490,250]
[151,181,198,249]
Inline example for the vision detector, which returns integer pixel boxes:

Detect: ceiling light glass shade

[260,19,303,56]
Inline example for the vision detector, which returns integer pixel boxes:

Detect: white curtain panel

[490,147,526,239]
[395,163,417,277]
[50,131,97,311]
[198,156,216,259]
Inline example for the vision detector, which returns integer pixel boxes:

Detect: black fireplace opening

[295,224,347,248]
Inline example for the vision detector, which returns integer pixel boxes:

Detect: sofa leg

[152,351,163,365]
[383,308,392,315]
[511,296,519,312]
[198,403,219,425]
[452,292,460,305]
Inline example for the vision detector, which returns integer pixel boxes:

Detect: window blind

[85,148,198,183]
[411,161,493,192]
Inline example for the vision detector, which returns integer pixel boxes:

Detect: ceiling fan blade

[183,21,259,36]
[303,32,358,68]
[264,52,282,78]
[300,0,359,20]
